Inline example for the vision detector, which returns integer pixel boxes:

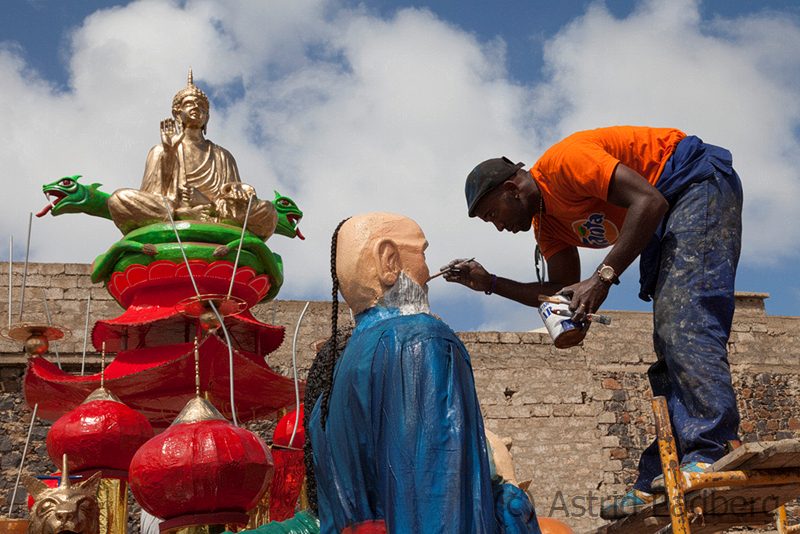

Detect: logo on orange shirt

[572,213,619,247]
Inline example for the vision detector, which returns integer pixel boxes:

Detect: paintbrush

[550,308,613,325]
[538,295,565,304]
[428,257,475,282]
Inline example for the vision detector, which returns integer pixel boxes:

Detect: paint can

[538,295,587,349]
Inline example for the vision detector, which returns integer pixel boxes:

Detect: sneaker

[600,488,655,520]
[650,461,711,491]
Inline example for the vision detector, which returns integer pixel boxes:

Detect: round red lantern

[46,388,154,474]
[273,404,304,448]
[269,405,306,521]
[129,397,273,527]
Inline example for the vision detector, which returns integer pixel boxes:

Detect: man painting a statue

[306,212,541,534]
[107,69,276,238]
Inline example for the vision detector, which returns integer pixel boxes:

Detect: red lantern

[46,388,154,474]
[129,397,272,527]
[273,404,304,448]
[269,405,305,521]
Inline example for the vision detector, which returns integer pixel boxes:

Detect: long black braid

[302,217,351,515]
[320,217,350,428]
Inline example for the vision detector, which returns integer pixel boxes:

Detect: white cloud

[532,0,800,262]
[1,0,798,331]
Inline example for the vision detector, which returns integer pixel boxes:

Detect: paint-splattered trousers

[633,164,743,492]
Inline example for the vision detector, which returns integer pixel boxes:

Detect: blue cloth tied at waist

[638,135,735,301]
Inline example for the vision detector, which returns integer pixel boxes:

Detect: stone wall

[1,263,799,532]
[464,294,800,531]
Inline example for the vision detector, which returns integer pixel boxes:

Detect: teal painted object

[225,510,319,534]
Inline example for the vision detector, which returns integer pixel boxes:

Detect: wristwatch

[597,264,620,285]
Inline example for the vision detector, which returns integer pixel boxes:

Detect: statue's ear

[374,238,400,287]
[22,475,49,500]
[76,471,102,497]
[273,190,281,199]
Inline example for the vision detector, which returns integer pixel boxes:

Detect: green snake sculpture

[37,175,304,239]
[37,176,304,296]
[37,175,111,219]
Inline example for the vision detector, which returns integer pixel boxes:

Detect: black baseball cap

[465,156,525,217]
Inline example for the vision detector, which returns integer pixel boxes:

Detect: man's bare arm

[600,163,669,277]
[563,163,668,320]
[441,247,580,308]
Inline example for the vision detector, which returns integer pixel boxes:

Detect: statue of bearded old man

[107,69,277,238]
[308,213,541,534]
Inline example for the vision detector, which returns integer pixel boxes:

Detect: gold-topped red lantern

[129,396,273,530]
[46,387,154,474]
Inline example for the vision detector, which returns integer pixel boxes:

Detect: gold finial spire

[60,454,70,488]
[194,337,200,398]
[172,67,209,110]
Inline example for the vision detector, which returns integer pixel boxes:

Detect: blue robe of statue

[309,306,540,534]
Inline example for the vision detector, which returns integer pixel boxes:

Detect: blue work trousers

[633,167,743,492]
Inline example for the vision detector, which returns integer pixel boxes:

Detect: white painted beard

[379,271,431,316]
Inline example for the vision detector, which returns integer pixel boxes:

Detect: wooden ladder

[777,504,800,533]
[593,396,800,534]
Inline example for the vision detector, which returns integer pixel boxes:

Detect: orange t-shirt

[530,126,686,259]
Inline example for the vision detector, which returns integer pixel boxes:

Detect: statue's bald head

[336,212,429,315]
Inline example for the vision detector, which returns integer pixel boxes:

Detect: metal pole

[161,196,238,424]
[208,299,238,426]
[161,196,201,297]
[8,403,38,516]
[18,213,32,322]
[80,293,91,376]
[100,341,106,389]
[42,290,61,369]
[219,302,237,425]
[194,337,200,397]
[7,235,12,329]
[289,302,310,448]
[226,195,253,300]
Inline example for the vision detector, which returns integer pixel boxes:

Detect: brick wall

[1,263,798,532]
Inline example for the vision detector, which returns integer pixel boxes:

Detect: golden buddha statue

[107,69,277,238]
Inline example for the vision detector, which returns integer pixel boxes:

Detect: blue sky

[7,1,800,87]
[1,0,799,331]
